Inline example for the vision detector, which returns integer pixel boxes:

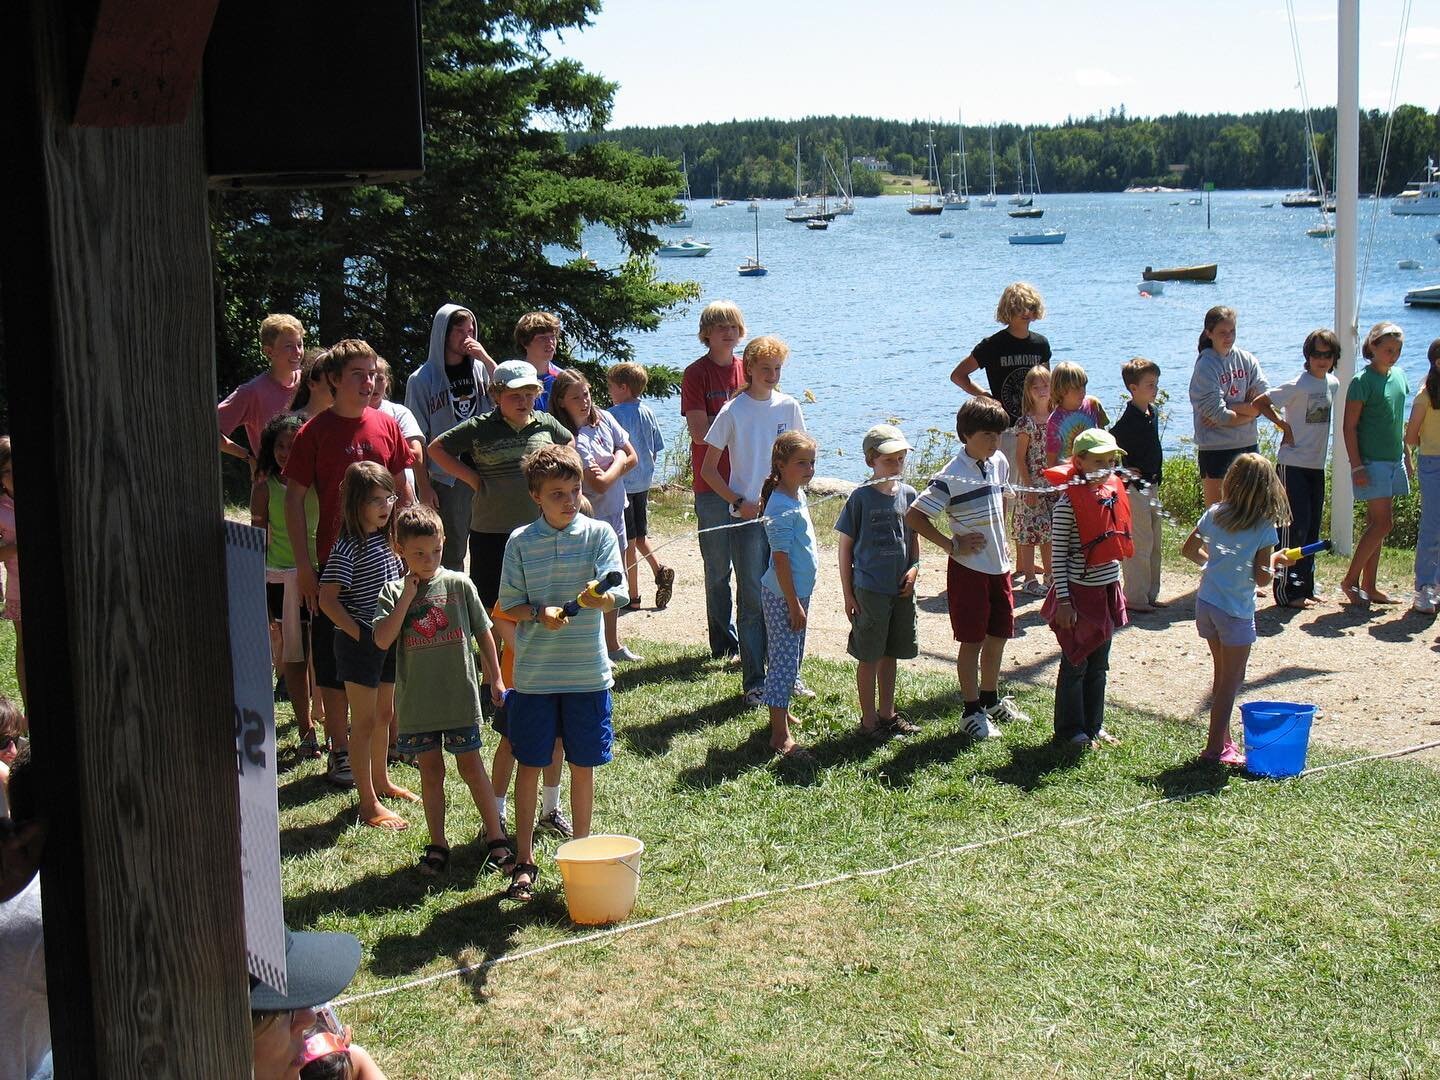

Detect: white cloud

[1075,68,1125,88]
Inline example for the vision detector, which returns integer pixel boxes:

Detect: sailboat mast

[958,113,968,196]
[1331,0,1360,553]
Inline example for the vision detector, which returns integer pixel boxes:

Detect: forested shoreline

[571,106,1439,197]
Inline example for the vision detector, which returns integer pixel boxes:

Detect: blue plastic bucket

[1240,701,1316,778]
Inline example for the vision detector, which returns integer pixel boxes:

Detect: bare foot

[1339,582,1369,607]
[359,809,409,830]
[379,785,422,804]
[1368,590,1398,605]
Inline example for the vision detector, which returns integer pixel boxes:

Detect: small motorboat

[805,219,829,230]
[656,238,712,258]
[1306,224,1335,238]
[1008,207,1043,219]
[1137,280,1165,295]
[1142,263,1218,282]
[1188,197,1203,205]
[1008,230,1066,245]
[1260,202,1275,208]
[1404,284,1440,307]
[938,230,955,239]
[1398,259,1422,270]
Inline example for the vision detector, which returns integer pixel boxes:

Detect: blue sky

[546,0,1440,128]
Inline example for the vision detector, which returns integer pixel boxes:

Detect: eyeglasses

[366,494,399,508]
[1310,349,1337,359]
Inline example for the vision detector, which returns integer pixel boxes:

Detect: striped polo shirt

[497,514,628,694]
[320,531,404,624]
[912,449,1012,576]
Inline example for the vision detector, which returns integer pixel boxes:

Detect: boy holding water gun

[497,444,628,901]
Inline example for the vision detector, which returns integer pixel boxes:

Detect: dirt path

[624,512,1440,755]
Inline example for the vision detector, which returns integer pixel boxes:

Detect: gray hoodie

[1188,345,1269,451]
[404,303,492,485]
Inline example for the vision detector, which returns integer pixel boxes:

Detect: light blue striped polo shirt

[498,514,628,693]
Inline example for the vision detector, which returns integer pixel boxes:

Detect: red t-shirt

[680,353,744,494]
[284,409,410,564]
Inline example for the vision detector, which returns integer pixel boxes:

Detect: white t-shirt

[376,400,422,494]
[0,877,49,1080]
[1266,371,1339,469]
[703,391,807,504]
[912,450,1013,575]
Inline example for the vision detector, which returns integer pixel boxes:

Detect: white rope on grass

[332,736,1440,1008]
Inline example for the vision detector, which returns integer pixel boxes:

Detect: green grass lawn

[270,636,1439,1078]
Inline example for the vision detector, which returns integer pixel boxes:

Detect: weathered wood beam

[73,0,218,127]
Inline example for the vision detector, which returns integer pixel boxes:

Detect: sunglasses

[1310,349,1337,359]
[0,734,26,753]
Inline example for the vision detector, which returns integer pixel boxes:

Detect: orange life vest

[1042,464,1135,565]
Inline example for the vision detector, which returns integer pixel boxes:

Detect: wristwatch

[530,603,543,622]
[731,495,745,511]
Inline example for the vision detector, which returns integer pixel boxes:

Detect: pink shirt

[217,370,301,455]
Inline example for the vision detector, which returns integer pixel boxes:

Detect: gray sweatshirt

[1188,345,1269,451]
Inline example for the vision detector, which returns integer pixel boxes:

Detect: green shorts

[847,587,919,663]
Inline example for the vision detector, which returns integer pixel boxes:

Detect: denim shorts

[1352,459,1411,501]
[1197,445,1258,481]
[333,624,397,688]
[396,723,484,756]
[507,689,613,768]
[1195,598,1256,647]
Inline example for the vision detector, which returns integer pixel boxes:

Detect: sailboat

[828,152,855,215]
[1281,153,1323,208]
[711,167,731,208]
[943,114,969,209]
[1008,138,1029,205]
[907,128,944,215]
[667,150,694,228]
[785,140,836,222]
[738,208,767,276]
[979,128,998,207]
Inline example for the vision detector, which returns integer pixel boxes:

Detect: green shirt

[265,476,318,571]
[437,410,573,534]
[374,568,493,735]
[1346,365,1409,463]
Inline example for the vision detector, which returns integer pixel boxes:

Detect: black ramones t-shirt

[446,360,481,422]
[971,329,1051,425]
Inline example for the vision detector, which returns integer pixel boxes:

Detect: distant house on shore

[852,155,889,172]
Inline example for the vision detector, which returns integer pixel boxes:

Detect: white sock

[495,796,507,822]
[542,784,561,816]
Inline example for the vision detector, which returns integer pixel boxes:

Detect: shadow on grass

[978,738,1089,792]
[611,651,715,695]
[620,692,749,758]
[1143,756,1234,799]
[279,771,339,811]
[280,803,357,857]
[672,725,782,790]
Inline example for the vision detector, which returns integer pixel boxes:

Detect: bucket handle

[1245,710,1312,754]
[616,860,642,879]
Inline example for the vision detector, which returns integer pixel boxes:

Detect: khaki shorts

[847,587,919,662]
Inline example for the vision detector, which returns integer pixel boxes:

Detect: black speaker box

[204,0,425,188]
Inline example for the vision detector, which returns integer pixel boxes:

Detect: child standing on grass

[498,445,628,902]
[1012,365,1056,596]
[836,425,921,739]
[1044,362,1110,468]
[251,413,320,757]
[1181,453,1292,766]
[1404,338,1440,613]
[606,362,675,611]
[1109,357,1167,613]
[907,398,1029,741]
[1043,429,1133,748]
[0,439,23,708]
[1252,330,1339,609]
[319,462,417,830]
[550,369,641,663]
[1340,322,1412,608]
[760,432,821,762]
[700,336,808,707]
[372,504,514,877]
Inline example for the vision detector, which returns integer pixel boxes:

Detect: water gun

[561,571,624,617]
[1280,539,1331,562]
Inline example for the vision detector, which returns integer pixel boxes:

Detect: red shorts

[946,559,1016,643]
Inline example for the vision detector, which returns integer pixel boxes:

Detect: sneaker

[326,750,354,788]
[536,808,574,839]
[742,686,766,708]
[986,696,1031,725]
[1412,589,1437,615]
[654,566,675,610]
[792,677,817,700]
[1219,741,1246,767]
[1066,732,1092,747]
[961,708,1002,740]
[1022,578,1048,597]
[298,732,322,760]
[608,646,644,663]
[881,711,921,736]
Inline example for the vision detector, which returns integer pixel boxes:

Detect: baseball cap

[492,360,544,391]
[1362,321,1404,359]
[248,927,362,1012]
[862,424,912,458]
[1070,428,1125,458]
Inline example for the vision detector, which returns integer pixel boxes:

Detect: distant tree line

[569,105,1439,197]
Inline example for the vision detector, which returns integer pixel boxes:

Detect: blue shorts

[396,724,484,756]
[333,624,397,688]
[1198,445,1258,481]
[1353,459,1410,501]
[507,689,613,768]
[1195,598,1256,647]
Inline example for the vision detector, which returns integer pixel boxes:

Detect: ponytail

[1199,305,1237,356]
[1196,331,1212,356]
[761,430,818,513]
[760,466,782,513]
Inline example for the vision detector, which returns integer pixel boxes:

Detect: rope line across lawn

[333,736,1440,1008]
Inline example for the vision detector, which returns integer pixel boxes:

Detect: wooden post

[0,0,250,1074]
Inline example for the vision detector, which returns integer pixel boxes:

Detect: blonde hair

[320,339,378,391]
[607,362,648,396]
[1021,365,1052,416]
[1049,361,1089,405]
[259,313,304,348]
[741,335,788,380]
[522,443,584,494]
[515,311,562,350]
[698,300,746,344]
[760,430,817,512]
[339,461,396,539]
[995,282,1044,323]
[1215,453,1291,532]
[548,369,599,432]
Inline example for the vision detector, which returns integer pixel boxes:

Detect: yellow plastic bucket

[553,834,644,926]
